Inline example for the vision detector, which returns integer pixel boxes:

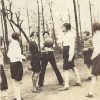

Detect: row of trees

[0,0,95,62]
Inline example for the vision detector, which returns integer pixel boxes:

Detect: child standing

[29,32,41,93]
[87,23,100,98]
[7,32,25,100]
[83,31,93,80]
[61,23,81,90]
[38,31,64,88]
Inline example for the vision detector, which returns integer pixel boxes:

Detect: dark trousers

[38,51,63,87]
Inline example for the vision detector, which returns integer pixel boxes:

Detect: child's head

[30,32,38,37]
[12,32,20,41]
[62,23,71,32]
[92,23,100,33]
[84,31,90,37]
[30,32,38,41]
[43,31,50,39]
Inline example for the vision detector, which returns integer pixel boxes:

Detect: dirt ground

[2,59,100,100]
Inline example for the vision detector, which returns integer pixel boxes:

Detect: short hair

[43,31,50,36]
[12,32,20,41]
[30,32,38,37]
[84,31,90,36]
[63,23,71,30]
[92,23,100,32]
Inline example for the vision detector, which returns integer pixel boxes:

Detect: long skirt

[0,65,8,90]
[92,55,100,75]
[63,46,75,70]
[10,61,23,81]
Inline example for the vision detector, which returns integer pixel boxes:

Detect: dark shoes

[87,77,92,81]
[59,82,65,85]
[86,93,94,98]
[32,89,41,93]
[74,83,82,86]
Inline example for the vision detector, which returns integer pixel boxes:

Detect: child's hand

[21,55,26,60]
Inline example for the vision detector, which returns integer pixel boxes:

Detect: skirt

[0,65,8,90]
[92,55,100,75]
[10,61,23,81]
[83,48,93,66]
[63,46,75,70]
[31,53,41,73]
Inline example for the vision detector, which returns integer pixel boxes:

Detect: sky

[0,0,100,41]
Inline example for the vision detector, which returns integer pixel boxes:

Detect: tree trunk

[37,0,41,50]
[41,0,45,33]
[89,0,93,36]
[77,0,83,47]
[73,0,81,52]
[49,2,57,47]
[1,0,9,63]
[1,0,9,49]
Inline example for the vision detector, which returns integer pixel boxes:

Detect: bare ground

[3,59,100,100]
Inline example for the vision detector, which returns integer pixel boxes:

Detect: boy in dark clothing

[38,31,64,88]
[29,32,41,93]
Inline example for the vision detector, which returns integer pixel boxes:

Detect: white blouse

[7,40,25,62]
[63,30,76,60]
[92,30,100,59]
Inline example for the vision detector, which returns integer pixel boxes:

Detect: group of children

[0,22,100,100]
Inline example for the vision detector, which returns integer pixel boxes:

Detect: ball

[44,37,54,47]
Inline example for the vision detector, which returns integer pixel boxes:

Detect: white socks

[73,67,81,83]
[13,80,21,100]
[0,90,9,100]
[89,76,96,95]
[64,71,69,88]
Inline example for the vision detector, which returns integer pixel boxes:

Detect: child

[29,32,41,93]
[38,31,64,88]
[87,23,100,98]
[0,36,9,100]
[83,31,93,80]
[7,32,25,100]
[61,23,81,90]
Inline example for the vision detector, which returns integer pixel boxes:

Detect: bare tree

[41,0,45,33]
[89,0,93,36]
[1,0,9,50]
[26,0,31,39]
[6,1,29,43]
[68,9,71,24]
[37,0,41,50]
[73,0,81,52]
[77,0,83,46]
[48,2,57,46]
